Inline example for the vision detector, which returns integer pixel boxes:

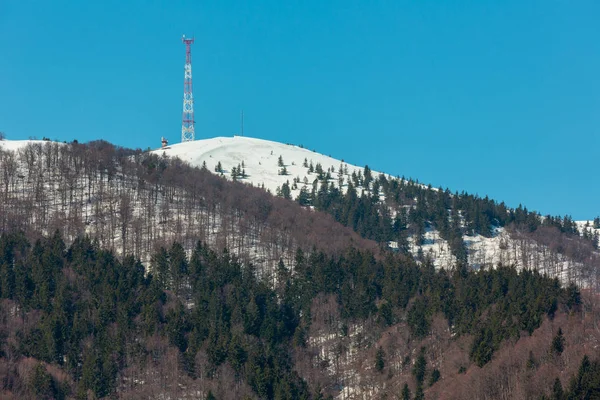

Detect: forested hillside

[2,138,599,290]
[1,230,597,399]
[157,136,600,290]
[309,172,600,288]
[0,140,374,273]
[0,138,599,399]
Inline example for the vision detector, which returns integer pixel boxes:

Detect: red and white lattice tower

[181,35,195,142]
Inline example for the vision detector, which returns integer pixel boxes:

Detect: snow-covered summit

[153,136,378,197]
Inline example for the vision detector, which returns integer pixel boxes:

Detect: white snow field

[153,135,383,197]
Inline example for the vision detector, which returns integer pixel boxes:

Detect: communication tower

[181,35,195,142]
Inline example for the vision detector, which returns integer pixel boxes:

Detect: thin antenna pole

[241,110,244,136]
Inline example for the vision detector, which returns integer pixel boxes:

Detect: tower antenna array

[181,35,195,142]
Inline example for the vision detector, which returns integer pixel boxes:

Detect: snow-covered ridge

[153,135,382,197]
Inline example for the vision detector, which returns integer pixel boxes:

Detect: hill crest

[153,135,380,197]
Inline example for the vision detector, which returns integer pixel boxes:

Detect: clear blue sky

[1,1,598,219]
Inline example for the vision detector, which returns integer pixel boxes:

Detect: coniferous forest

[0,229,598,399]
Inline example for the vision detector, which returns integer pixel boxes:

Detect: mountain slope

[154,136,600,286]
[0,138,377,272]
[0,136,599,400]
[1,136,598,286]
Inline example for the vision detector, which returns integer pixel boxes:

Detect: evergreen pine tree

[401,383,411,400]
[414,385,425,400]
[169,242,188,296]
[429,368,441,386]
[150,247,169,290]
[552,377,563,400]
[552,328,565,355]
[378,301,393,326]
[296,186,311,206]
[29,363,55,399]
[279,181,291,200]
[315,163,324,178]
[412,347,427,384]
[363,165,372,187]
[375,346,385,372]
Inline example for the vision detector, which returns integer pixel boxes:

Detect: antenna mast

[181,35,195,142]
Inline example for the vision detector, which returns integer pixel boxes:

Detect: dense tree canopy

[0,229,588,399]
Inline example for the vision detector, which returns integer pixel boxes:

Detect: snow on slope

[154,136,489,270]
[153,136,599,282]
[154,136,504,270]
[576,220,600,238]
[2,137,596,283]
[153,136,380,197]
[0,139,51,152]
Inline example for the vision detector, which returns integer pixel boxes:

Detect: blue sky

[0,1,598,219]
